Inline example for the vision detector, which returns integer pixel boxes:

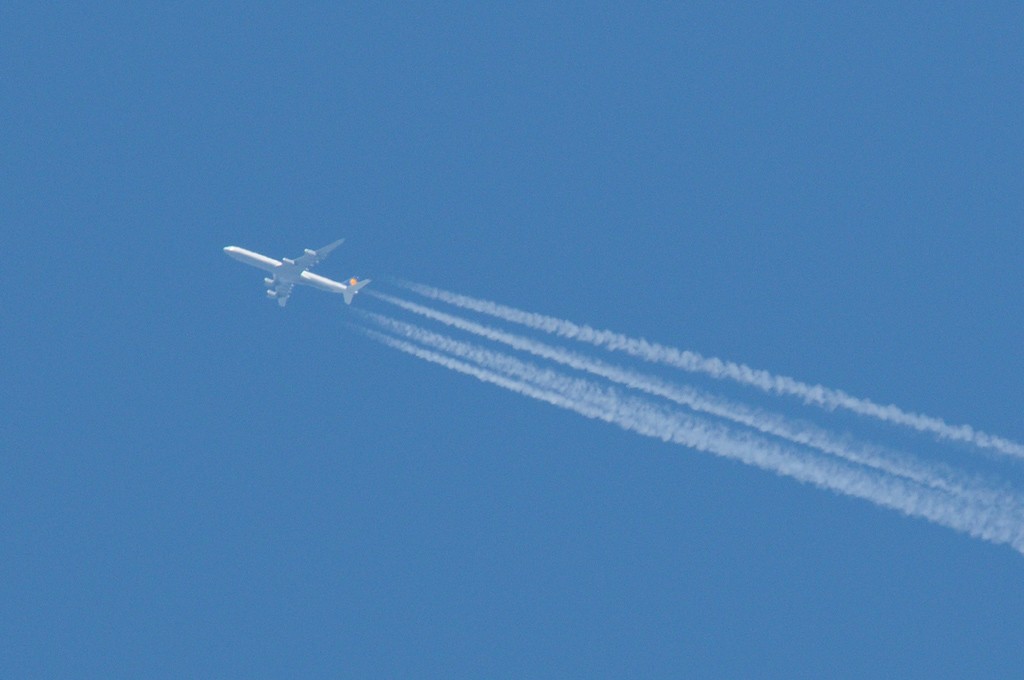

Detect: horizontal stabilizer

[343,279,371,305]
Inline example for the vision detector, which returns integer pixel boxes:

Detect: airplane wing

[293,239,344,270]
[267,281,294,307]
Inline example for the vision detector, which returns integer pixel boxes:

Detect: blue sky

[3,3,1023,676]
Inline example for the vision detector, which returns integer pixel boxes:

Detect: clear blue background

[3,3,1023,676]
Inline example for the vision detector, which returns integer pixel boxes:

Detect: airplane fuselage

[224,246,280,272]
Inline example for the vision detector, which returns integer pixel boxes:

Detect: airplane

[223,239,370,307]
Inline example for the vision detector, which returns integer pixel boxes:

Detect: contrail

[355,319,1024,554]
[391,280,1024,460]
[361,299,1023,511]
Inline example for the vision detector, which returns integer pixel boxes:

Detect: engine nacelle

[266,289,278,299]
[264,277,275,287]
[304,248,316,256]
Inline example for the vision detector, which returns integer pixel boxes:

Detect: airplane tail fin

[343,278,371,305]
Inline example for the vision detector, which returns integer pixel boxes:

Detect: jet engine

[266,289,278,299]
[263,277,275,287]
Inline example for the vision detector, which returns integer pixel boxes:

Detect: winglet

[343,279,371,305]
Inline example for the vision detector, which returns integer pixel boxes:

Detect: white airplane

[223,239,370,307]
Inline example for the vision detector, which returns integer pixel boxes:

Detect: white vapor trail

[392,280,1024,460]
[355,317,1024,554]
[360,298,1024,513]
